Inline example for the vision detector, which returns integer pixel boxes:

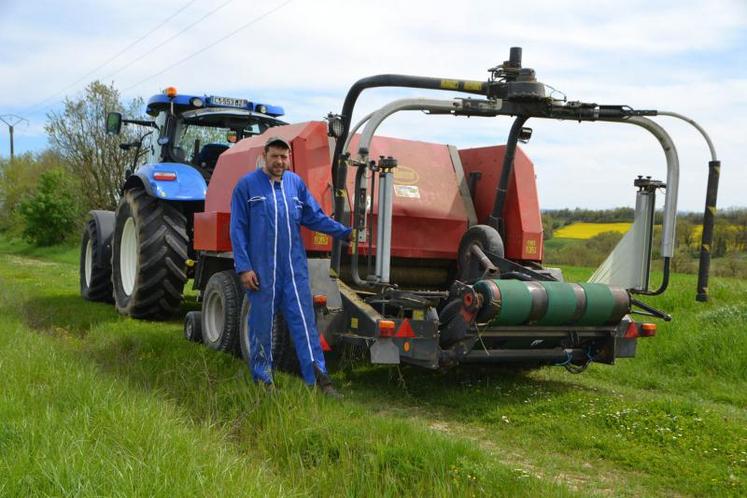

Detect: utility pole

[0,114,29,161]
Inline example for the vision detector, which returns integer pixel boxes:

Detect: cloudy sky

[1,0,744,211]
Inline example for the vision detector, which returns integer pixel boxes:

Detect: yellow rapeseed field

[554,222,632,239]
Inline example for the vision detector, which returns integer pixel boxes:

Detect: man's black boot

[314,365,343,399]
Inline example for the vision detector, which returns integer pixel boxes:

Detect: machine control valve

[634,175,666,191]
[378,155,398,171]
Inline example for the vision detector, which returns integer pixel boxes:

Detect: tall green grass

[0,238,559,497]
[1,236,745,496]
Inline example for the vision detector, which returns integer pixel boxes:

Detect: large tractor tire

[80,210,115,303]
[239,292,299,374]
[111,187,188,319]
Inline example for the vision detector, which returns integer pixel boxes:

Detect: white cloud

[0,0,744,210]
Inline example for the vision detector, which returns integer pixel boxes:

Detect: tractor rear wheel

[79,211,115,303]
[239,296,299,374]
[111,187,188,319]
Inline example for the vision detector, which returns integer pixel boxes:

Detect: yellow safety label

[440,79,459,90]
[313,232,329,245]
[525,239,538,255]
[351,317,358,329]
[413,309,424,320]
[464,80,483,91]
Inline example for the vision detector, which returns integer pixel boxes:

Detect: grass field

[1,237,746,496]
[554,222,632,239]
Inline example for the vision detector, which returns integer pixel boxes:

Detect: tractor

[79,88,285,318]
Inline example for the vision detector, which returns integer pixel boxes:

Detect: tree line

[0,81,142,245]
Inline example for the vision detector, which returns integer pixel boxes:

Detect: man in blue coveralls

[230,136,351,397]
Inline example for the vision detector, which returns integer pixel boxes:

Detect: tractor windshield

[162,108,285,165]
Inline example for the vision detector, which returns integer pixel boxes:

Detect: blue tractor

[79,88,285,319]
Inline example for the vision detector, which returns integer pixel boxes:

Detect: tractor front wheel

[111,187,188,319]
[79,211,115,303]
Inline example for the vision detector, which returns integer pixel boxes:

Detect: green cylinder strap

[537,281,577,325]
[577,283,615,325]
[487,279,532,325]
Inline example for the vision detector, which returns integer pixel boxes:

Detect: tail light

[640,323,657,337]
[378,320,396,337]
[153,172,177,181]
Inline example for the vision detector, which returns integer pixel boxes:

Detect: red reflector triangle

[319,334,331,352]
[395,319,416,338]
[624,322,639,339]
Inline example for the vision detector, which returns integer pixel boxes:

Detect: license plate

[210,96,248,108]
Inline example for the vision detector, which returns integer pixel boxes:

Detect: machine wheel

[111,187,188,319]
[184,311,202,342]
[79,211,115,302]
[239,296,300,374]
[457,224,505,282]
[201,271,242,353]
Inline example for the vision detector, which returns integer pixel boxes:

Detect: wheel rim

[204,289,225,343]
[84,239,93,287]
[120,217,138,296]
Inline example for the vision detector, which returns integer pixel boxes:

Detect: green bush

[19,168,81,246]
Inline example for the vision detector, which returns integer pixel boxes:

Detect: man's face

[263,145,290,180]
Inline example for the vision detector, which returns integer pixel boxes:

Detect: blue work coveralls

[230,168,351,385]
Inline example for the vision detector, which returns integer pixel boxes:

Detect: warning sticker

[313,232,329,246]
[394,185,420,199]
[525,239,538,255]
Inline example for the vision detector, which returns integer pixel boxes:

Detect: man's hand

[240,271,259,291]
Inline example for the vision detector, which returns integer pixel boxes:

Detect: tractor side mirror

[106,112,123,135]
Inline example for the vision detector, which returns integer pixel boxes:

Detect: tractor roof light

[189,97,204,108]
[256,104,267,114]
[313,294,327,306]
[164,86,178,98]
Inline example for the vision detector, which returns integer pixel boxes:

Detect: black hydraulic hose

[330,74,491,273]
[632,257,670,296]
[488,115,529,237]
[696,160,721,302]
[500,271,533,281]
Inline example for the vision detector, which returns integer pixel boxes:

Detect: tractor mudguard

[87,210,115,267]
[124,162,207,201]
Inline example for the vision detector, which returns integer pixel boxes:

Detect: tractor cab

[107,87,286,181]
